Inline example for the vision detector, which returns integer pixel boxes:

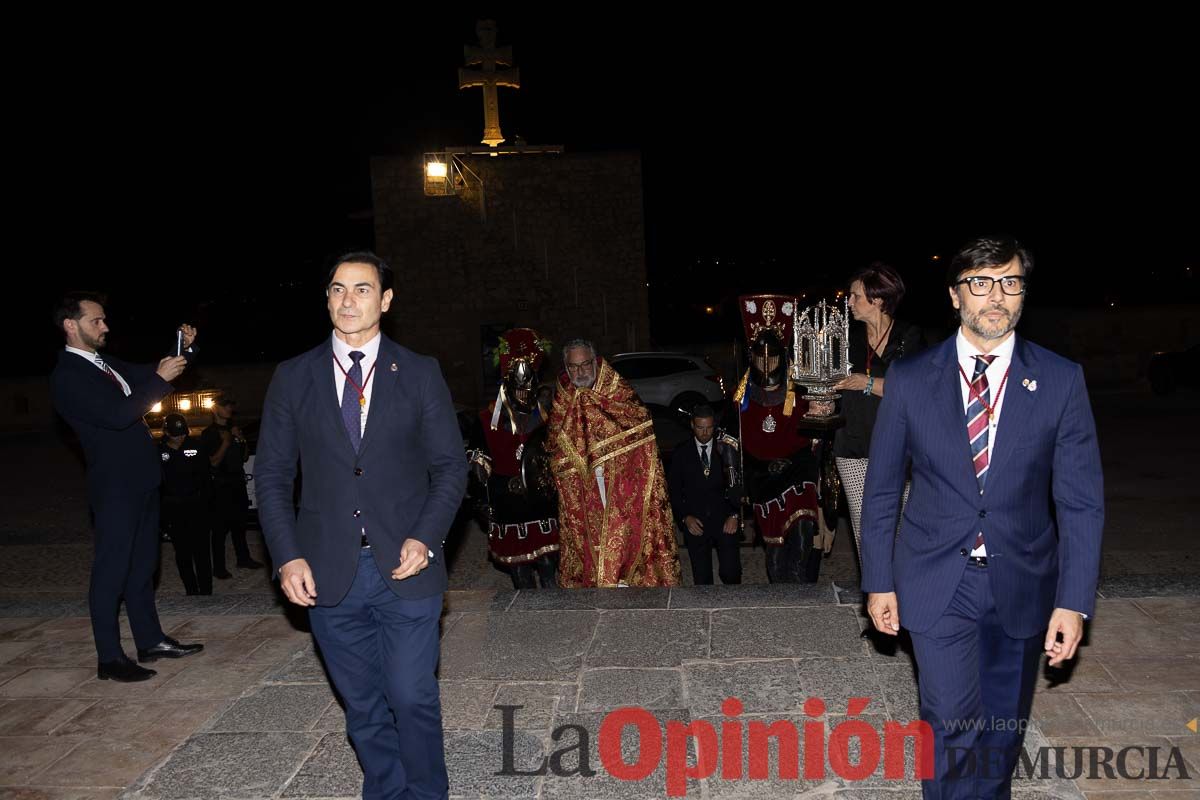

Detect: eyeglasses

[955,275,1027,296]
[565,359,595,373]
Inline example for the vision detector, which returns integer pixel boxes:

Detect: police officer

[159,414,213,595]
[201,392,263,577]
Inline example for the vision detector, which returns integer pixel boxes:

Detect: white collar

[331,331,381,366]
[65,345,102,364]
[955,329,1015,364]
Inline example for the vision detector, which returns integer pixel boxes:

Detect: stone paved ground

[0,386,1197,798]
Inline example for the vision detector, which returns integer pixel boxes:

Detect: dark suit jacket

[50,351,174,500]
[860,335,1104,638]
[668,440,737,534]
[254,336,467,605]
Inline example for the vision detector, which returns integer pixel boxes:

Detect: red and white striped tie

[967,355,996,548]
[94,356,122,389]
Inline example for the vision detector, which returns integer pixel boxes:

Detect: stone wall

[370,150,650,405]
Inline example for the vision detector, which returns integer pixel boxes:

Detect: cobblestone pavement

[0,387,1196,798]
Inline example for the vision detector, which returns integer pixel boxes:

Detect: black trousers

[765,519,822,584]
[509,552,560,590]
[683,516,742,585]
[90,488,165,661]
[211,485,251,571]
[162,496,212,595]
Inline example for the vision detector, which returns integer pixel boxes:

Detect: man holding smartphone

[50,292,204,682]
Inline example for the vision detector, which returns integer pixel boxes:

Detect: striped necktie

[967,354,996,548]
[94,356,122,389]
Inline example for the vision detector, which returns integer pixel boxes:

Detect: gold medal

[359,395,366,408]
[703,467,711,478]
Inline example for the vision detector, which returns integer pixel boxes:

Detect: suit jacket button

[354,468,363,476]
[979,509,987,518]
[960,548,968,556]
[353,509,361,518]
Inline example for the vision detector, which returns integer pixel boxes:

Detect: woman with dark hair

[832,262,925,562]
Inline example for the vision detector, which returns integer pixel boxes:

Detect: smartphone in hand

[176,329,183,356]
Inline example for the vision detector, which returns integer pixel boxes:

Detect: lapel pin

[1022,378,1029,386]
[1026,379,1037,392]
[390,362,398,372]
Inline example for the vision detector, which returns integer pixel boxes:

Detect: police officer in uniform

[159,413,213,595]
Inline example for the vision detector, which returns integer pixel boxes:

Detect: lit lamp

[178,398,192,412]
[151,402,162,413]
[423,151,487,221]
[202,397,215,409]
[423,155,454,196]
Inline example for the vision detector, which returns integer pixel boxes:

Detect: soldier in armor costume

[733,295,824,583]
[469,328,560,589]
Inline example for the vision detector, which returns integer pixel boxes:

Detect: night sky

[11,12,1197,374]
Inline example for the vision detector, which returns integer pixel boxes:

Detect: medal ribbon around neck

[333,354,377,409]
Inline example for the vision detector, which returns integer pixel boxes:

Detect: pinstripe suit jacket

[859,334,1104,638]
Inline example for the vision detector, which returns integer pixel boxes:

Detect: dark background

[9,11,1197,373]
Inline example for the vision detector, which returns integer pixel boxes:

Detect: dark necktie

[700,443,710,471]
[341,351,365,451]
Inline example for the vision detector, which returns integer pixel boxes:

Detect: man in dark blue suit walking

[255,253,466,800]
[50,292,204,682]
[861,236,1104,799]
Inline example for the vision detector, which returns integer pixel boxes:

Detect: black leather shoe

[98,656,156,682]
[137,636,204,662]
[213,570,232,579]
[236,558,265,569]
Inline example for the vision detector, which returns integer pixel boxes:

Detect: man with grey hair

[547,339,680,587]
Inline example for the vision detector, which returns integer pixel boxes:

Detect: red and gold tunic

[548,359,681,588]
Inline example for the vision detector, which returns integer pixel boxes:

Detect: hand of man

[156,355,188,383]
[722,515,739,535]
[231,426,243,440]
[684,516,704,536]
[834,373,869,392]
[179,324,197,349]
[867,591,901,635]
[392,538,431,581]
[279,558,317,607]
[1044,608,1085,666]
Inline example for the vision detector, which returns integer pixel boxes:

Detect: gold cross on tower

[458,19,520,148]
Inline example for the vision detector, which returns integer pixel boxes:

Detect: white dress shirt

[66,346,130,396]
[332,332,381,438]
[956,329,1015,556]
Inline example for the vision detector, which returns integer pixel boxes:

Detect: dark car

[1148,345,1199,395]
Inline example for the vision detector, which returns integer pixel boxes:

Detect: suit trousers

[309,549,448,800]
[89,488,165,661]
[683,516,741,585]
[908,563,1043,800]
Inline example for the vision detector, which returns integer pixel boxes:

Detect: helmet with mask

[734,294,800,412]
[490,328,554,431]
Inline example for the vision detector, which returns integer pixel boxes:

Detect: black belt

[967,555,987,566]
[361,532,370,549]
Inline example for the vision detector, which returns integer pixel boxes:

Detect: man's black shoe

[137,636,204,663]
[98,656,156,682]
[237,558,265,569]
[213,570,232,579]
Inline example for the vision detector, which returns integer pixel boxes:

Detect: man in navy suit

[668,405,742,585]
[861,236,1103,798]
[50,292,204,682]
[255,252,466,800]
